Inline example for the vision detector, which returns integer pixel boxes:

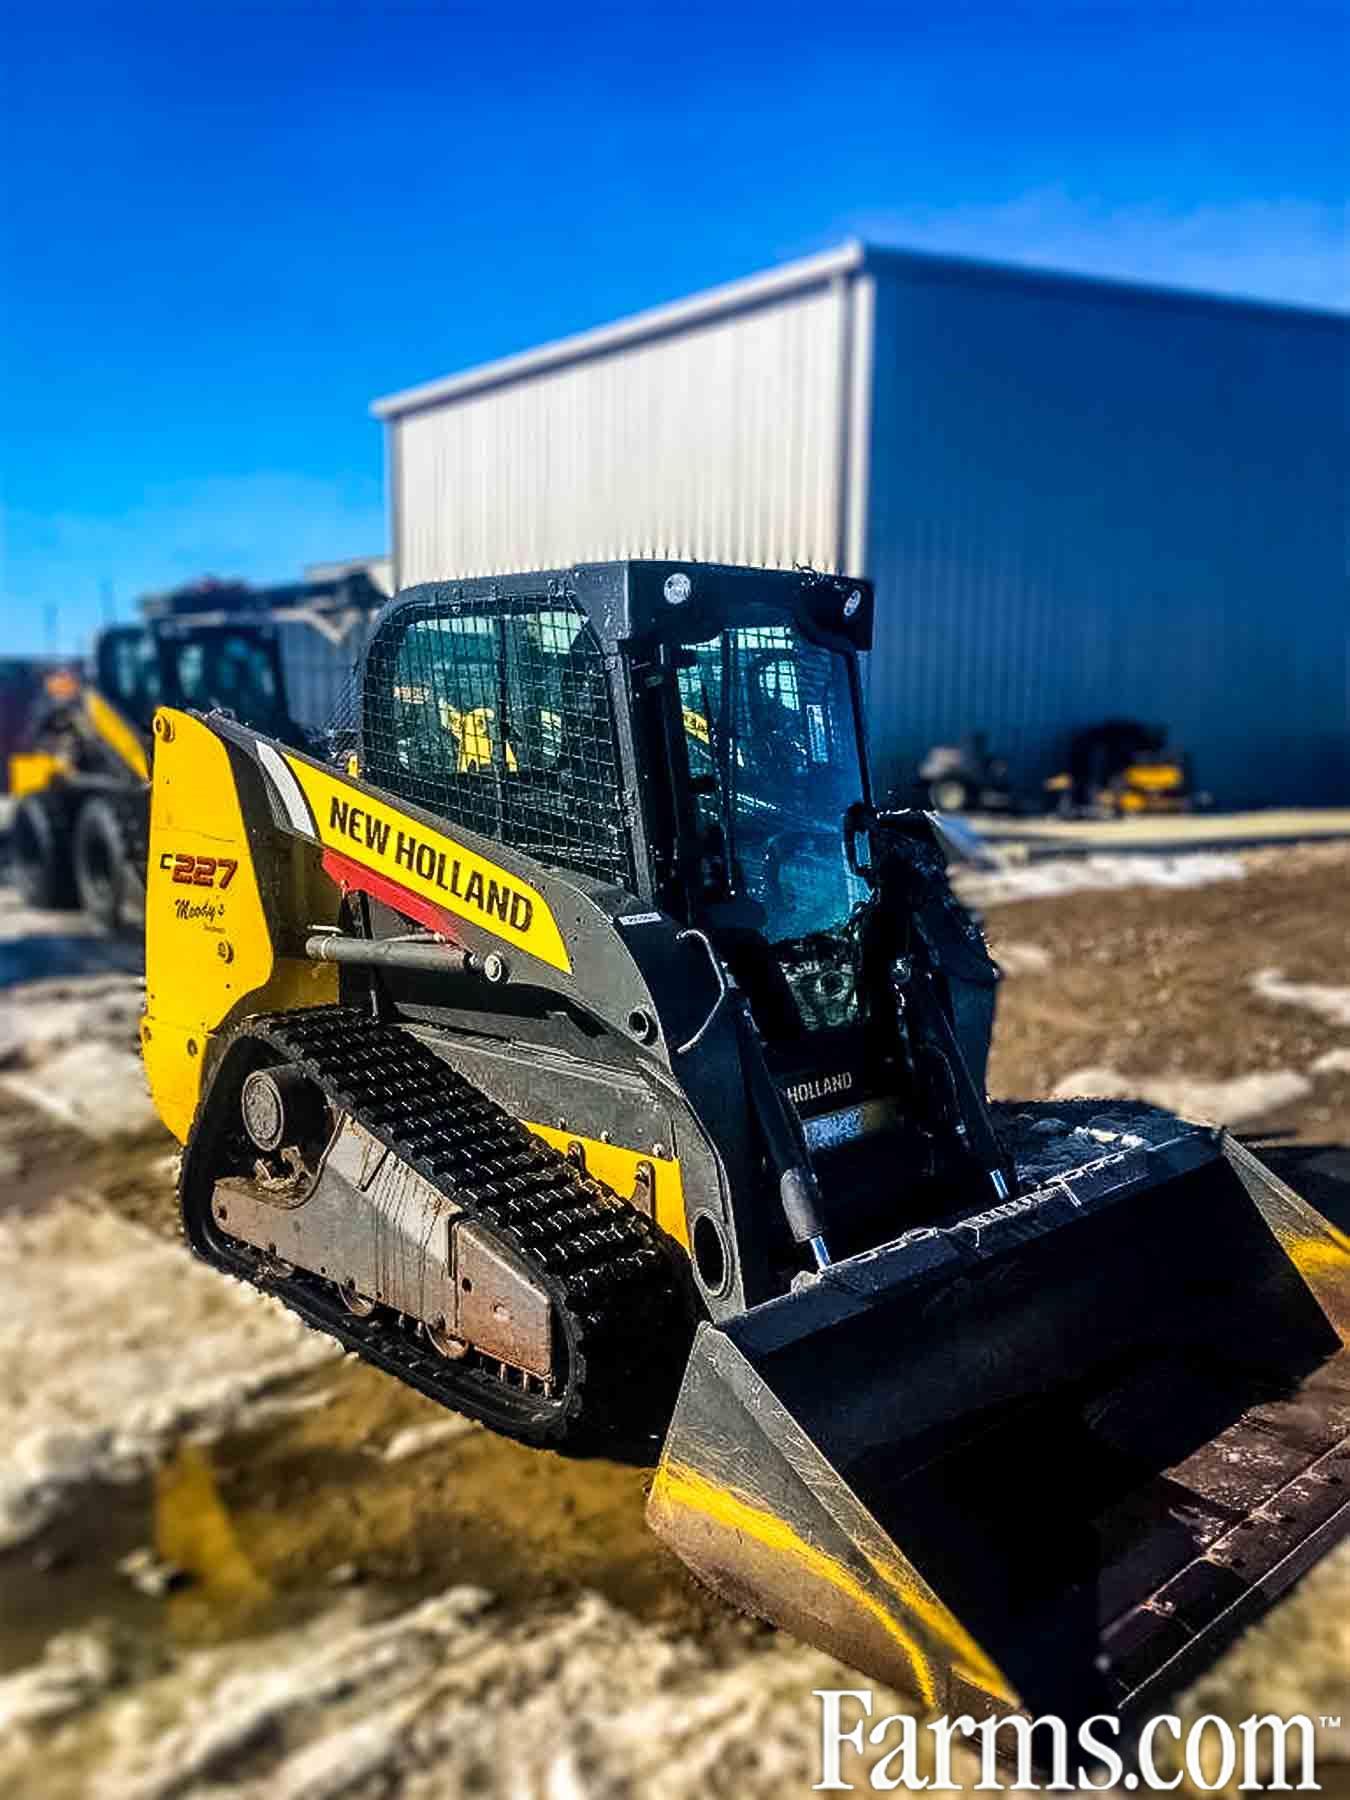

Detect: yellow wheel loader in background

[9,608,299,927]
[141,562,1350,1743]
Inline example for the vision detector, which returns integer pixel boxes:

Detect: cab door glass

[167,633,282,733]
[674,620,865,941]
[99,629,162,729]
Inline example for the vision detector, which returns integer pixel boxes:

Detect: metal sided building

[373,244,1349,807]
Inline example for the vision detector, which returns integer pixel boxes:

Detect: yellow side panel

[85,689,150,781]
[524,1122,689,1250]
[141,709,337,1142]
[282,753,572,974]
[8,751,68,798]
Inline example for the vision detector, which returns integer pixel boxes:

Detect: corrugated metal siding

[863,266,1349,808]
[277,616,377,729]
[393,284,848,585]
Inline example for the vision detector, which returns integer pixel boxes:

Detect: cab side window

[363,598,634,890]
[173,632,282,730]
[98,629,162,729]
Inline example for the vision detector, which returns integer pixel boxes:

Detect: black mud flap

[649,1132,1350,1732]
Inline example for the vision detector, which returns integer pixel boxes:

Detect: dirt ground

[1,846,1348,1798]
[980,843,1350,1216]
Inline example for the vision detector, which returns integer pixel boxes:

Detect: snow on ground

[0,891,152,1136]
[992,940,1051,975]
[956,850,1246,908]
[1050,1065,1312,1127]
[0,971,144,1072]
[3,1039,158,1137]
[380,1417,481,1462]
[0,1584,972,1800]
[0,1629,119,1739]
[0,1200,338,1550]
[7,1562,1341,1799]
[1251,967,1350,1031]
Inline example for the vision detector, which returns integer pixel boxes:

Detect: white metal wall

[392,283,850,587]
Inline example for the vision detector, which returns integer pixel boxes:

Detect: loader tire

[10,794,77,910]
[73,796,131,931]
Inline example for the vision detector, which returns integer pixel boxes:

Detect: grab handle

[674,928,729,1056]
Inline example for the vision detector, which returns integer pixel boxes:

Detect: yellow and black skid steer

[10,603,301,928]
[141,561,1350,1741]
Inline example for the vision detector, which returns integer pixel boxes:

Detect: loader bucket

[650,1125,1350,1730]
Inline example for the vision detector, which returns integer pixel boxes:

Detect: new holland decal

[274,752,572,975]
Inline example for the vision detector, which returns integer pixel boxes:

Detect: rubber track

[181,1005,685,1447]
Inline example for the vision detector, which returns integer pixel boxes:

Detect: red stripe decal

[320,848,461,939]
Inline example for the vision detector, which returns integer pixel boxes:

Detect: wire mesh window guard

[358,593,635,891]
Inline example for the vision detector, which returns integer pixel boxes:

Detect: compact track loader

[141,562,1350,1738]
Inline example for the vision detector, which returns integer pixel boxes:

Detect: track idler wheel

[240,1064,329,1155]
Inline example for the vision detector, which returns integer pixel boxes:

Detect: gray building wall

[863,256,1349,807]
[376,246,1349,810]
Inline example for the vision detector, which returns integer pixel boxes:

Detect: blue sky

[2,1,1345,655]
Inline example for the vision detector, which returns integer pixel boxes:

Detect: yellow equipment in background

[9,616,297,928]
[1045,718,1202,817]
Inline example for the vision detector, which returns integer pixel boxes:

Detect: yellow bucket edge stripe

[650,1459,1016,1709]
